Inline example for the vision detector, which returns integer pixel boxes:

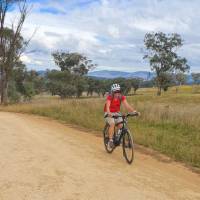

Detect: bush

[8,81,21,103]
[23,82,35,101]
[59,84,77,98]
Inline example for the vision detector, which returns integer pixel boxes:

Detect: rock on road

[0,112,200,200]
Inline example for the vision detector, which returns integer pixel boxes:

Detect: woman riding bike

[104,83,139,148]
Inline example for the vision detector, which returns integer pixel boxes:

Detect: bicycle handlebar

[104,112,139,119]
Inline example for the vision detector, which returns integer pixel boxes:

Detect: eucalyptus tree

[52,51,96,75]
[192,73,200,85]
[51,51,96,98]
[0,0,30,104]
[144,32,189,95]
[175,72,187,93]
[131,78,142,94]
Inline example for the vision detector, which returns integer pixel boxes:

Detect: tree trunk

[176,82,182,94]
[4,76,8,105]
[0,69,5,104]
[0,70,9,105]
[157,86,161,96]
[156,79,162,96]
[176,87,178,94]
[156,70,161,96]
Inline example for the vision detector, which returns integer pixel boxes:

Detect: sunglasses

[114,91,121,93]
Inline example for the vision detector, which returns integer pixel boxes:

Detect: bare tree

[0,0,30,104]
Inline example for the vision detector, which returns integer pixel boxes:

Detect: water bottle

[116,128,122,141]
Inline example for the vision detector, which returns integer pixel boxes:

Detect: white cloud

[6,0,200,72]
[34,60,43,65]
[20,55,32,64]
[108,26,120,38]
[20,54,45,68]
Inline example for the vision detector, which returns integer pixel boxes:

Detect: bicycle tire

[122,130,134,164]
[103,124,115,153]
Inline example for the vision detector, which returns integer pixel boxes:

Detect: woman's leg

[108,123,115,140]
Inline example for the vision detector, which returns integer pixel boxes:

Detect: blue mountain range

[37,69,195,84]
[88,70,155,80]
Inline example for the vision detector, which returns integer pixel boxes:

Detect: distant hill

[36,69,194,84]
[36,69,155,80]
[88,70,155,80]
[187,74,194,84]
[37,70,46,76]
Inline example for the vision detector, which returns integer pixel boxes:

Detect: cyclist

[104,83,138,148]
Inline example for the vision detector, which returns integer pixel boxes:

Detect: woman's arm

[106,100,112,116]
[122,99,136,113]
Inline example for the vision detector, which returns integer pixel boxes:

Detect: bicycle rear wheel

[122,130,134,164]
[103,124,115,153]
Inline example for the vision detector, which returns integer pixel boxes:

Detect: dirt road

[0,112,200,200]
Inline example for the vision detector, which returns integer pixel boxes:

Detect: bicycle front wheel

[122,130,134,164]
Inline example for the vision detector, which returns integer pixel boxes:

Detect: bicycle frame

[114,115,128,146]
[104,112,138,147]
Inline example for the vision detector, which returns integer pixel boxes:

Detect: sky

[6,0,200,72]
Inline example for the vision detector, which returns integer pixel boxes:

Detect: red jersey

[104,95,126,113]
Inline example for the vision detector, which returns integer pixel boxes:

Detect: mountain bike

[103,112,139,164]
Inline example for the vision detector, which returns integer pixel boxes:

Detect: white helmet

[111,83,121,93]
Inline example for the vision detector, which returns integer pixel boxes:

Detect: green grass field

[1,85,200,168]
